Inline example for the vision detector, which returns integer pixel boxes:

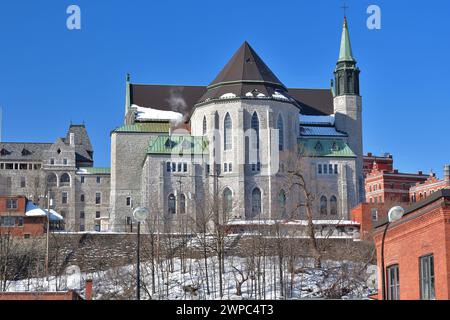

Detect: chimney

[418,171,423,175]
[367,152,373,157]
[444,165,450,183]
[70,133,75,147]
[85,279,93,300]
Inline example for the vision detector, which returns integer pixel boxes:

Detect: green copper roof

[78,167,111,175]
[338,17,356,63]
[298,138,356,158]
[112,122,171,134]
[147,135,209,155]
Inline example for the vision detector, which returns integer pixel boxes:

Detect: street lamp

[381,206,405,300]
[133,207,149,300]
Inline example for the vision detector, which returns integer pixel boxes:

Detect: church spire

[334,17,360,96]
[338,17,356,63]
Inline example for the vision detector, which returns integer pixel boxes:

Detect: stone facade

[0,125,110,232]
[109,19,365,232]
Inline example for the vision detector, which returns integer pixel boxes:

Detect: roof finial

[341,2,349,18]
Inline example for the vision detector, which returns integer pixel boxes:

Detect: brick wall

[373,195,450,300]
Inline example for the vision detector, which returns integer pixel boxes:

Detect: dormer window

[21,149,32,156]
[315,142,323,152]
[0,148,9,156]
[57,149,61,154]
[332,142,340,151]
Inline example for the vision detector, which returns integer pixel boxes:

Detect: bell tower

[333,16,364,203]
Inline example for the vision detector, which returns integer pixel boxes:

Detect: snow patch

[220,93,237,99]
[272,92,289,100]
[133,104,183,122]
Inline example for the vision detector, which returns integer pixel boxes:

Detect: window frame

[419,254,435,300]
[387,264,400,300]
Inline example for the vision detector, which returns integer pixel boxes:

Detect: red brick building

[0,279,93,300]
[0,196,45,238]
[373,189,450,300]
[364,152,393,175]
[365,162,428,206]
[410,165,450,203]
[351,203,387,240]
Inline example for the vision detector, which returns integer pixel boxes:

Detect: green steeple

[334,17,360,96]
[338,17,356,63]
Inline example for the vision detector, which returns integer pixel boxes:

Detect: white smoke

[166,88,188,125]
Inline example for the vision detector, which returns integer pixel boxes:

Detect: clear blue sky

[1,1,449,176]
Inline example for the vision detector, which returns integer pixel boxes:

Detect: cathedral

[109,17,364,232]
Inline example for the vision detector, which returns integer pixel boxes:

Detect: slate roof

[64,125,94,165]
[129,42,334,118]
[0,125,94,167]
[0,143,52,161]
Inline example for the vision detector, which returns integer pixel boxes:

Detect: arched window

[202,116,207,136]
[224,113,232,150]
[279,190,286,218]
[179,194,186,214]
[168,194,176,214]
[277,115,284,151]
[251,188,262,217]
[223,188,233,214]
[251,112,260,150]
[47,173,57,188]
[60,173,71,187]
[330,196,338,215]
[320,196,328,215]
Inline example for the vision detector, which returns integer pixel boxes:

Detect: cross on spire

[341,2,349,17]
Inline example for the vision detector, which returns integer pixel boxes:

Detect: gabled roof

[374,188,450,229]
[129,85,333,117]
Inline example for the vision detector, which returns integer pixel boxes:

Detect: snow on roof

[227,219,359,226]
[132,104,183,122]
[220,93,237,99]
[300,115,335,125]
[25,201,64,221]
[272,92,289,101]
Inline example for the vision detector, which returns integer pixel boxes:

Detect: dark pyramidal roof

[209,41,285,89]
[130,42,334,117]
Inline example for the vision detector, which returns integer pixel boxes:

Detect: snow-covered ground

[6,256,377,300]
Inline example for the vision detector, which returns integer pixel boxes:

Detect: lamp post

[45,192,53,282]
[133,207,149,300]
[381,206,405,300]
